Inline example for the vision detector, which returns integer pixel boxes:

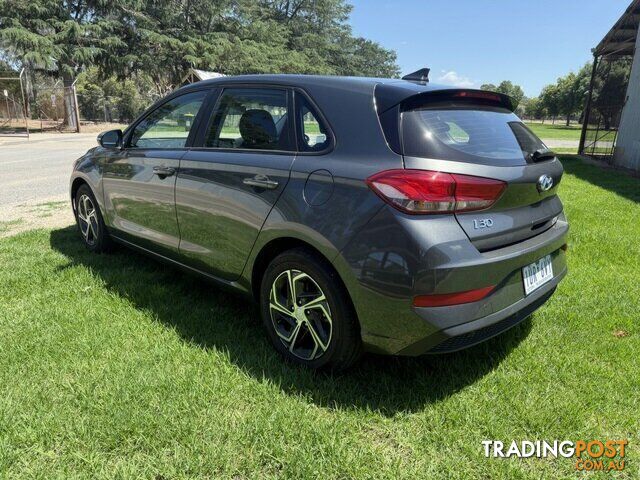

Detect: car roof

[176,74,508,113]
[179,73,449,92]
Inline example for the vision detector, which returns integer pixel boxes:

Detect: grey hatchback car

[70,72,568,370]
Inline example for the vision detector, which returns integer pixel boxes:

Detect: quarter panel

[240,152,404,316]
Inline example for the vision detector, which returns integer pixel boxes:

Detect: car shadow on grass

[560,155,640,204]
[50,226,532,416]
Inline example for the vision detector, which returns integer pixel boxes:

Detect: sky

[348,0,632,97]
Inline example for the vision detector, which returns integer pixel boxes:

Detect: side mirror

[97,129,123,149]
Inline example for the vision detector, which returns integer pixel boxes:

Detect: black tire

[260,248,362,370]
[74,184,113,253]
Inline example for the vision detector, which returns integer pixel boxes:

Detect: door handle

[153,166,176,177]
[243,175,279,190]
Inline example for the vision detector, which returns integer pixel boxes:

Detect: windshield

[401,107,546,166]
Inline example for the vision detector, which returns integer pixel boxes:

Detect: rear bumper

[428,286,556,354]
[398,270,564,355]
[338,205,569,356]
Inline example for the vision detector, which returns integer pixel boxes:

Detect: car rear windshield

[401,107,546,166]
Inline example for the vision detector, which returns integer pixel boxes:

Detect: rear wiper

[529,148,557,163]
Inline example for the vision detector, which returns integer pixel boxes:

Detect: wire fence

[76,93,159,125]
[0,72,29,136]
[29,85,81,133]
[580,56,632,160]
[1,73,163,134]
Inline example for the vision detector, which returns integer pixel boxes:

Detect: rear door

[175,86,295,280]
[400,92,564,251]
[102,89,210,257]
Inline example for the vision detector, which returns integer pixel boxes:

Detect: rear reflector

[366,169,506,214]
[413,286,495,307]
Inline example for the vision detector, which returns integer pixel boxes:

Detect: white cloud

[436,70,476,88]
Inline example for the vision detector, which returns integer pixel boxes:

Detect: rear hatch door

[399,90,564,251]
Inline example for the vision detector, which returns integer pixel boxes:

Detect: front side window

[297,95,330,152]
[204,88,291,151]
[129,90,208,149]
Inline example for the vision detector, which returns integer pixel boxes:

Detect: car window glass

[402,108,544,165]
[205,88,290,150]
[508,121,547,157]
[129,91,207,149]
[298,96,330,151]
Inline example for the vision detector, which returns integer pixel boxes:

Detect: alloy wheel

[269,269,333,361]
[77,194,99,246]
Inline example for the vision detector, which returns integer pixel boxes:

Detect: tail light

[366,169,506,214]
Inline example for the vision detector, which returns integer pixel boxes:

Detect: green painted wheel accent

[77,194,99,246]
[269,269,332,361]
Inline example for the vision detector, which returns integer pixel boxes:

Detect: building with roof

[180,68,225,86]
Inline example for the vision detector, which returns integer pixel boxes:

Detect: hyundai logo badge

[537,174,554,192]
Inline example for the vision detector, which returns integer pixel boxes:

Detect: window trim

[123,87,214,150]
[292,88,335,156]
[190,84,296,155]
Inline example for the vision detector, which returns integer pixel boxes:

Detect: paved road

[544,139,580,148]
[0,133,97,235]
[0,133,97,207]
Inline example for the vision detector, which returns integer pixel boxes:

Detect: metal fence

[77,92,159,125]
[579,56,632,160]
[0,69,29,136]
[29,84,81,133]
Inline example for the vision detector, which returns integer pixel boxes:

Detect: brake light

[413,286,495,307]
[453,91,503,103]
[366,169,506,214]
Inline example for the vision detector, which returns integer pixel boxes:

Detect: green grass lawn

[524,122,583,141]
[1,157,639,478]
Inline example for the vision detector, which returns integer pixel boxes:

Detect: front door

[176,87,295,280]
[102,90,209,257]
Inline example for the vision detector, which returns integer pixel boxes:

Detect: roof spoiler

[402,68,430,83]
[375,85,516,114]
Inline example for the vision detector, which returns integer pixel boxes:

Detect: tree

[540,84,561,124]
[114,0,398,93]
[1,0,400,120]
[523,96,546,121]
[481,80,525,108]
[554,65,590,126]
[75,67,156,123]
[0,0,128,126]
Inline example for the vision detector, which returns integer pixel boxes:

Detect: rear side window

[204,88,291,151]
[296,95,331,152]
[401,107,546,165]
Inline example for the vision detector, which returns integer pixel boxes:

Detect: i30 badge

[537,174,554,192]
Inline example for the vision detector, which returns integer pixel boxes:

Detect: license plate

[522,255,553,295]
